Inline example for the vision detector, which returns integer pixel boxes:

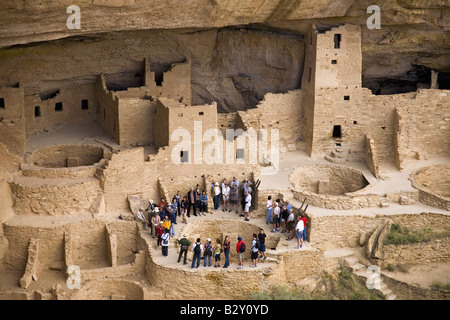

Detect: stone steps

[344,256,397,300]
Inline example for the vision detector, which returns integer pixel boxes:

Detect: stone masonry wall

[0,86,25,155]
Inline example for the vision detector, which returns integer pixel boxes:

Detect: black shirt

[258,233,266,245]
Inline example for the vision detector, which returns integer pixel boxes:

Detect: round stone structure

[71,280,145,300]
[27,144,105,168]
[289,164,375,210]
[410,164,450,211]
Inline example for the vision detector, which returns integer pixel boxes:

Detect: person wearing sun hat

[177,233,191,265]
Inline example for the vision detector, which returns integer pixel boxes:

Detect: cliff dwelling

[0,1,449,302]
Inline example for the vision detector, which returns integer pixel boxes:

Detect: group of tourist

[266,196,307,249]
[173,229,268,269]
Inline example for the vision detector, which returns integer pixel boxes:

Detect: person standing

[161,228,170,257]
[213,182,221,212]
[151,209,161,238]
[168,206,176,237]
[171,198,178,224]
[266,196,273,225]
[213,239,222,268]
[295,216,304,249]
[187,187,197,217]
[203,238,213,267]
[199,190,208,216]
[258,229,267,260]
[301,215,308,242]
[271,202,280,233]
[230,183,239,214]
[222,236,231,268]
[286,209,295,241]
[250,234,259,268]
[191,238,203,269]
[243,190,252,221]
[177,234,191,265]
[156,221,164,247]
[280,204,289,233]
[236,236,246,269]
[222,183,230,212]
[181,196,189,223]
[162,215,171,232]
[174,191,182,216]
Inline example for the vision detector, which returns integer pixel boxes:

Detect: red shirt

[236,240,246,253]
[156,225,164,236]
[301,217,307,227]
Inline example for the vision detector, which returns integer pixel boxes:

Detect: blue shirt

[199,194,208,203]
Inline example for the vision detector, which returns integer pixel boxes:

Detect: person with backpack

[236,236,246,269]
[177,234,191,265]
[250,234,259,268]
[191,238,203,269]
[203,238,213,267]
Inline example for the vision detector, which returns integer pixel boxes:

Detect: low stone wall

[381,273,450,300]
[71,279,145,300]
[309,214,384,251]
[382,237,450,265]
[10,176,102,215]
[410,164,450,211]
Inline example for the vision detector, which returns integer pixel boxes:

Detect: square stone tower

[301,24,363,158]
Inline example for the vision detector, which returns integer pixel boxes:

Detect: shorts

[223,196,229,201]
[215,254,221,262]
[230,199,238,205]
[296,231,303,239]
[259,244,266,252]
[251,251,258,260]
[273,215,280,223]
[238,252,245,261]
[244,203,251,212]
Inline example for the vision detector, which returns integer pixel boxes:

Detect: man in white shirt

[295,216,304,249]
[271,202,280,233]
[222,182,230,212]
[243,190,252,221]
[213,182,221,211]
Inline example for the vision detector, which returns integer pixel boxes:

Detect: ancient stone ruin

[0,1,449,301]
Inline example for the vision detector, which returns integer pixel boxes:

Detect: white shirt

[296,220,304,232]
[273,206,280,217]
[161,232,170,247]
[214,185,221,196]
[287,213,294,222]
[222,186,230,197]
[266,200,273,209]
[245,193,252,204]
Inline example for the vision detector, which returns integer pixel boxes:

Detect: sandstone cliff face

[0,0,449,110]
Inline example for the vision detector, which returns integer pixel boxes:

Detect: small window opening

[331,60,337,64]
[155,72,163,86]
[34,106,41,117]
[180,151,189,163]
[334,34,341,49]
[353,121,357,125]
[55,102,63,112]
[0,98,5,109]
[81,99,89,110]
[199,112,204,116]
[332,125,342,138]
[236,148,245,159]
[344,96,350,101]
[381,126,386,130]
